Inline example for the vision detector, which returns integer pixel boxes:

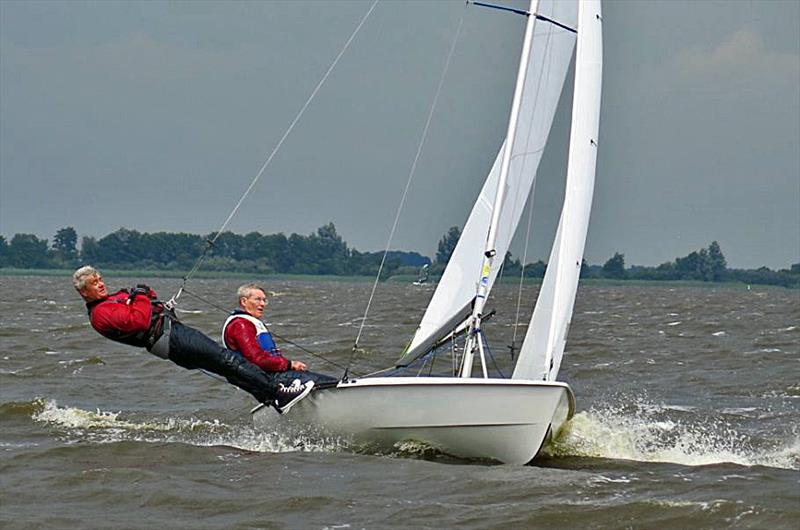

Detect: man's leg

[271,370,339,388]
[166,321,280,403]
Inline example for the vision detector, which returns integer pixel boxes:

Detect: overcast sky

[1,0,798,269]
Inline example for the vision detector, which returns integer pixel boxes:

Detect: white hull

[252,377,575,464]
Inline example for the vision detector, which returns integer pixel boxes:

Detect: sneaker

[275,379,315,414]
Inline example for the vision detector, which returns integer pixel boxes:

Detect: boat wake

[24,399,500,462]
[543,398,799,470]
[27,399,348,455]
[25,398,798,469]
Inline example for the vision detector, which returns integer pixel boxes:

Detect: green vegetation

[1,226,797,288]
[602,252,626,279]
[485,241,796,288]
[577,243,798,288]
[436,226,462,265]
[0,223,429,279]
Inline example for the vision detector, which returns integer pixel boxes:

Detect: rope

[510,187,535,359]
[481,329,506,378]
[168,0,380,306]
[349,8,467,368]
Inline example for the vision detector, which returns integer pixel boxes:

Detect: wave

[23,398,800,469]
[0,398,48,419]
[544,399,799,470]
[29,399,346,455]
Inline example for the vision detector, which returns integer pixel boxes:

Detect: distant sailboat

[253,0,603,464]
[412,264,430,286]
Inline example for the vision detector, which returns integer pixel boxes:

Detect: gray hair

[237,283,265,301]
[73,265,100,291]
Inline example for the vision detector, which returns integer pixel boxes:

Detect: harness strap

[87,292,169,349]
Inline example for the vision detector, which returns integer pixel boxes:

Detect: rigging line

[511,184,535,353]
[171,0,380,300]
[468,1,577,34]
[178,287,352,373]
[212,0,379,241]
[469,1,529,18]
[349,9,467,359]
[489,254,507,313]
[509,23,556,356]
[481,330,506,378]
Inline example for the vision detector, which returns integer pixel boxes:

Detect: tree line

[0,224,429,278]
[0,225,797,287]
[434,227,798,288]
[585,245,800,288]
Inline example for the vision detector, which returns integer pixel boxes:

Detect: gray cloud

[670,27,799,94]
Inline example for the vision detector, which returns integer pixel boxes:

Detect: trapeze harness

[86,289,169,357]
[221,310,281,356]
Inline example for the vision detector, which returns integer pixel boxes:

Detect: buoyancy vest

[86,290,166,349]
[221,309,280,354]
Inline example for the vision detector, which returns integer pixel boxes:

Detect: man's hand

[127,284,151,304]
[132,284,151,295]
[290,360,307,371]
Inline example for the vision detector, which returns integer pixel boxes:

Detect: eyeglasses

[248,296,268,305]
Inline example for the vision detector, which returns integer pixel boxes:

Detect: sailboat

[412,264,430,286]
[253,0,602,464]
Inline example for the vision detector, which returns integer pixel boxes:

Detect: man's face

[240,289,267,319]
[79,274,108,302]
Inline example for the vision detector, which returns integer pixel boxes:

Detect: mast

[461,0,540,378]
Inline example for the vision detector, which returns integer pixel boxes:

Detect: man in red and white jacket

[73,266,314,413]
[222,283,337,389]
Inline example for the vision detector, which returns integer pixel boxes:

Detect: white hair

[72,265,99,291]
[237,283,265,303]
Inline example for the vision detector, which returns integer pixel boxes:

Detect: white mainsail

[401,0,579,364]
[513,0,603,381]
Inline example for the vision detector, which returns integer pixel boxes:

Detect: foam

[31,399,800,468]
[545,400,799,470]
[32,399,346,455]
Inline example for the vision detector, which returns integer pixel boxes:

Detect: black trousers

[163,320,337,403]
[269,368,339,388]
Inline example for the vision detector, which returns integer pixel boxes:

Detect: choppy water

[1,275,798,529]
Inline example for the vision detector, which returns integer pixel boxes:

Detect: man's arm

[90,292,152,335]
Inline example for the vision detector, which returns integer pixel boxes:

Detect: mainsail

[513,0,603,381]
[400,0,579,365]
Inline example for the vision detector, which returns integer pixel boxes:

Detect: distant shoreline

[2,267,789,289]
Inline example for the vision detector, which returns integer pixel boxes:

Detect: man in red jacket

[222,283,337,389]
[73,266,314,413]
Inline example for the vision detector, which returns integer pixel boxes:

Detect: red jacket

[223,318,290,372]
[87,289,157,339]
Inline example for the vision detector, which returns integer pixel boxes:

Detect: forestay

[513,0,603,381]
[400,0,579,365]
